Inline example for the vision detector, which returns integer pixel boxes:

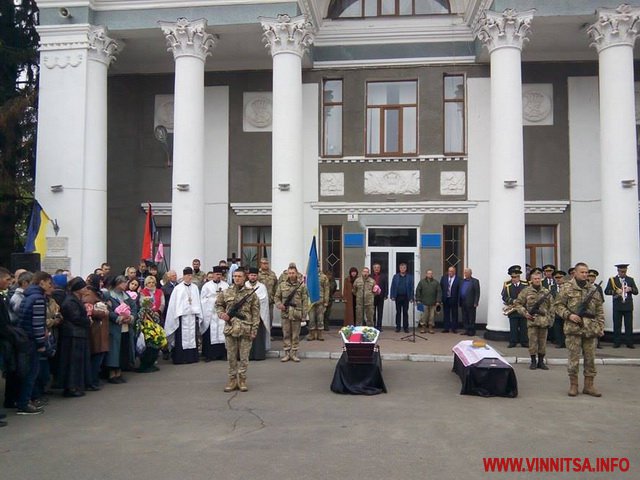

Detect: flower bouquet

[339,325,379,344]
[137,297,167,350]
[373,284,382,295]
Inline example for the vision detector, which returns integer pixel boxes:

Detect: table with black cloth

[452,340,518,398]
[330,351,387,395]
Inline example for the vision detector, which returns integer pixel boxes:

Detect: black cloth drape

[202,329,226,361]
[249,321,267,361]
[331,351,387,395]
[452,354,518,398]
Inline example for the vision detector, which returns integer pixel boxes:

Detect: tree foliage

[0,0,39,267]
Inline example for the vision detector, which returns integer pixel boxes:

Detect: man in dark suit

[502,265,529,348]
[459,268,480,336]
[440,266,460,333]
[604,263,638,348]
[371,263,388,332]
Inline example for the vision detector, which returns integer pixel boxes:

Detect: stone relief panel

[154,94,174,132]
[243,92,273,132]
[364,170,420,195]
[42,53,84,69]
[440,171,466,195]
[320,172,344,196]
[522,84,553,126]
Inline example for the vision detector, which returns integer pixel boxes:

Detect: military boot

[568,375,579,397]
[307,330,316,341]
[316,329,324,341]
[238,377,248,392]
[529,355,537,370]
[281,352,291,362]
[224,377,238,392]
[290,351,301,362]
[537,354,549,370]
[583,376,601,397]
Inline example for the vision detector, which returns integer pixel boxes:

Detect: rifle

[527,289,552,317]
[226,286,259,321]
[283,282,302,311]
[572,281,603,320]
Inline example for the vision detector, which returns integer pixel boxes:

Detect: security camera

[59,8,72,18]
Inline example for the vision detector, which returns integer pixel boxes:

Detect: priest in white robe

[246,267,271,360]
[164,267,203,364]
[200,266,229,361]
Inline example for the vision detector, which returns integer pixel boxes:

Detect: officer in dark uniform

[587,269,605,349]
[552,270,567,348]
[604,264,638,348]
[541,265,557,343]
[501,265,529,348]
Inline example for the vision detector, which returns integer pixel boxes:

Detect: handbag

[135,331,146,355]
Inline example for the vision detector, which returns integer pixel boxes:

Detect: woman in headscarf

[342,267,358,326]
[105,276,136,383]
[59,277,92,397]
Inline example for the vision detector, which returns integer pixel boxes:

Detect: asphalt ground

[1,357,639,480]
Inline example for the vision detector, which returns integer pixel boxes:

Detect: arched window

[327,0,450,19]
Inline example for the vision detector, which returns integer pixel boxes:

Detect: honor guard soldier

[604,264,638,349]
[307,270,330,341]
[216,269,260,392]
[353,267,377,328]
[502,265,529,348]
[514,271,553,370]
[275,264,309,362]
[552,270,567,348]
[542,265,557,291]
[553,262,605,397]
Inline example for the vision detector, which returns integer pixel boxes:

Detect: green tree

[0,0,39,267]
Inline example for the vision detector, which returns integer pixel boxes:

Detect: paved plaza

[1,332,639,480]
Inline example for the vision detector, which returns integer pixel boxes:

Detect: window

[443,225,464,274]
[241,226,271,268]
[323,79,343,156]
[366,81,417,156]
[525,225,557,268]
[443,74,465,155]
[327,0,450,18]
[368,228,417,247]
[322,225,342,281]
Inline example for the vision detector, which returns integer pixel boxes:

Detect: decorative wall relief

[154,94,175,132]
[440,171,466,195]
[522,84,553,126]
[364,170,420,195]
[320,172,344,196]
[42,53,84,69]
[243,92,273,132]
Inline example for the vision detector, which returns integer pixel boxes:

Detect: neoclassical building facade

[33,0,640,335]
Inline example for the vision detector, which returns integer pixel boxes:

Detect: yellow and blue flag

[25,200,51,257]
[306,236,320,303]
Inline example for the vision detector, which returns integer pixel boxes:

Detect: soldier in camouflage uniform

[353,267,376,327]
[307,271,330,341]
[514,271,553,370]
[553,262,605,397]
[275,265,309,362]
[216,269,260,392]
[258,257,278,328]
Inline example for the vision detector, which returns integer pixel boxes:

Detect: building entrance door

[365,228,420,328]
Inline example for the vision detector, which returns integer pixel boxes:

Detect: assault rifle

[226,286,259,321]
[283,282,302,311]
[527,289,552,317]
[572,281,603,321]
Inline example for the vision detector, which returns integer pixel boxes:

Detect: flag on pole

[141,203,155,261]
[306,236,320,303]
[25,200,52,257]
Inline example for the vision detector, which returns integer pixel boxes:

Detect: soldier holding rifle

[275,264,309,363]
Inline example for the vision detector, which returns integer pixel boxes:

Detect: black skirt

[249,321,267,361]
[202,328,226,361]
[172,318,199,364]
[58,336,91,391]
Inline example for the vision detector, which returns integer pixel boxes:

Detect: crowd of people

[0,256,636,426]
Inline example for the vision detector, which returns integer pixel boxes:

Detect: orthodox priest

[200,266,228,361]
[164,267,202,364]
[246,267,270,360]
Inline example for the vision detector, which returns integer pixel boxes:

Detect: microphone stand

[401,298,428,342]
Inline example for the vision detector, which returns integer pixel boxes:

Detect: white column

[260,14,314,274]
[588,5,640,321]
[35,25,119,276]
[159,18,216,271]
[83,27,119,274]
[476,9,534,335]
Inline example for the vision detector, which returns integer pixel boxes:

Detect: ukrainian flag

[25,200,51,257]
[306,236,320,303]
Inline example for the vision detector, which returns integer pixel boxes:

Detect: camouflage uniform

[275,279,309,357]
[258,268,278,327]
[352,276,376,327]
[308,272,330,331]
[192,270,206,289]
[215,284,260,382]
[553,279,605,378]
[514,286,552,356]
